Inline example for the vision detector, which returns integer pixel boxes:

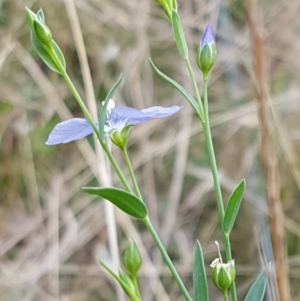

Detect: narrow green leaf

[149,58,200,114]
[99,74,123,143]
[171,10,188,59]
[223,179,246,236]
[193,241,209,301]
[244,269,269,301]
[82,187,148,219]
[31,32,65,73]
[99,260,139,301]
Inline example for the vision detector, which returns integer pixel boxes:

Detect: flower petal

[141,105,183,118]
[46,118,94,145]
[108,105,183,129]
[201,23,215,47]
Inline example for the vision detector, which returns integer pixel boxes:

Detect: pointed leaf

[171,10,188,59]
[99,260,139,301]
[244,269,269,301]
[193,241,209,301]
[82,187,148,219]
[99,74,123,143]
[149,58,200,116]
[223,179,246,236]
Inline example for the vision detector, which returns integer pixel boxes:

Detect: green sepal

[244,267,269,301]
[171,10,188,59]
[82,187,148,219]
[31,32,66,74]
[212,264,235,291]
[36,9,45,23]
[99,260,139,301]
[119,269,136,293]
[99,74,123,144]
[149,58,201,118]
[223,179,246,236]
[193,241,209,301]
[110,125,131,149]
[25,7,35,31]
[197,43,217,79]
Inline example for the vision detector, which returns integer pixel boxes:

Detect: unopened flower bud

[34,18,52,46]
[124,240,142,277]
[197,23,217,79]
[210,242,235,292]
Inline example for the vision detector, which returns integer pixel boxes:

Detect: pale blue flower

[46,100,182,145]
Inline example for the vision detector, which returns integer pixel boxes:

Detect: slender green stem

[202,79,237,301]
[101,144,133,193]
[132,275,141,300]
[184,58,204,120]
[143,217,192,301]
[223,289,229,301]
[61,70,98,131]
[121,148,190,300]
[121,146,142,199]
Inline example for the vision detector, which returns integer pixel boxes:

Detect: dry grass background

[1,0,300,300]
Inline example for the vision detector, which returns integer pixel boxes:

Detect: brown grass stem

[246,1,290,300]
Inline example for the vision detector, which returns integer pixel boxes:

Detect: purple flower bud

[197,23,217,79]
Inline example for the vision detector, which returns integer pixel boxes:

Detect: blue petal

[46,118,94,145]
[201,23,215,47]
[141,105,183,118]
[108,105,183,128]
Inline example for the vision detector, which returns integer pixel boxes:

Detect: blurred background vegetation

[1,0,300,300]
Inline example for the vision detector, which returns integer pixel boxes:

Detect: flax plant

[26,3,270,301]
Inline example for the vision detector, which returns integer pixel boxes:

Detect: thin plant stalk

[223,289,229,301]
[184,58,204,120]
[143,217,193,301]
[120,149,192,301]
[121,146,142,199]
[132,275,141,300]
[202,79,237,301]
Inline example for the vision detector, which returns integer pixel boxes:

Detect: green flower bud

[33,18,52,46]
[124,240,142,277]
[197,23,217,79]
[211,258,235,291]
[210,241,235,293]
